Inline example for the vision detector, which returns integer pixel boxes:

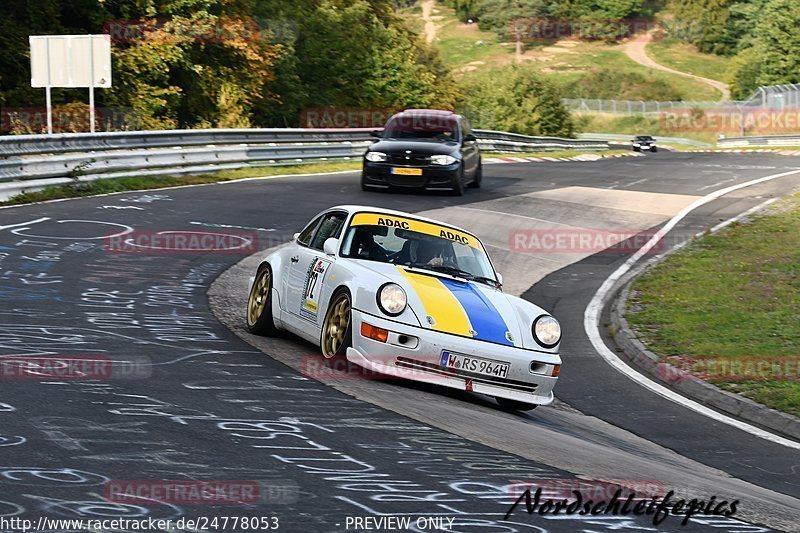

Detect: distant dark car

[632,135,657,152]
[361,109,481,196]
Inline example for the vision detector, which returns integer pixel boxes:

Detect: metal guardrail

[0,128,608,201]
[717,135,800,148]
[475,129,607,152]
[0,128,377,158]
[578,133,713,148]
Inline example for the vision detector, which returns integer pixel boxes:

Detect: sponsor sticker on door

[300,257,331,320]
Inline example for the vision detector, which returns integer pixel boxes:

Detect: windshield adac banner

[350,212,482,250]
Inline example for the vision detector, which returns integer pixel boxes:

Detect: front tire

[450,168,465,196]
[496,397,538,411]
[246,264,280,336]
[467,160,482,188]
[321,289,352,359]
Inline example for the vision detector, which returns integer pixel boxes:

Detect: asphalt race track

[1,152,799,533]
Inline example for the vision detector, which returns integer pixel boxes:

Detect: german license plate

[391,167,423,176]
[441,351,510,379]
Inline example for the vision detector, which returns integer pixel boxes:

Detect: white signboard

[30,34,111,88]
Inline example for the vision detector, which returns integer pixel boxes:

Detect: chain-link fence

[563,84,800,116]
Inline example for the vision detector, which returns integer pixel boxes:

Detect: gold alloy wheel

[247,269,271,327]
[321,293,351,358]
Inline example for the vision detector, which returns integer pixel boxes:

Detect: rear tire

[246,264,280,336]
[496,397,538,411]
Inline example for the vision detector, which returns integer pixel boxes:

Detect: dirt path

[624,33,731,100]
[421,0,437,43]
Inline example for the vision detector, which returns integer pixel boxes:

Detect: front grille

[396,356,539,393]
[387,154,429,165]
[388,175,426,187]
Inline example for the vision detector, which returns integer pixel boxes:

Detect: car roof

[325,205,478,237]
[400,109,455,115]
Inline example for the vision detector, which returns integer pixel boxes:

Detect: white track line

[451,206,580,228]
[0,169,358,210]
[584,168,800,450]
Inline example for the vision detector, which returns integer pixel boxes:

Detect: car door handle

[290,256,299,263]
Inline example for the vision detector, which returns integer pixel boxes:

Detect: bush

[459,66,575,137]
[564,68,684,101]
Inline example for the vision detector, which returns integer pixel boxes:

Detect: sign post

[30,35,112,134]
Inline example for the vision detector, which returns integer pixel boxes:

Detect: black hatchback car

[632,135,658,152]
[361,109,481,195]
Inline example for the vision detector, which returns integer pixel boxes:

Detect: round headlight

[378,283,407,316]
[532,315,561,348]
[365,151,387,162]
[430,154,457,166]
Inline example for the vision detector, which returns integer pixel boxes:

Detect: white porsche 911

[246,205,561,410]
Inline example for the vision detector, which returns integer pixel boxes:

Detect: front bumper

[362,161,460,190]
[347,309,559,405]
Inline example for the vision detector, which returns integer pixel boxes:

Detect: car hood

[368,140,460,156]
[353,261,542,350]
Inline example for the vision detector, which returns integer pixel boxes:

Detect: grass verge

[625,193,800,417]
[646,40,731,84]
[576,113,719,145]
[1,161,360,206]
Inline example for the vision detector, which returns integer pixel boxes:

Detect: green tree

[750,0,800,86]
[726,0,800,98]
[104,0,283,129]
[726,47,761,100]
[666,0,732,54]
[254,0,458,126]
[459,66,574,136]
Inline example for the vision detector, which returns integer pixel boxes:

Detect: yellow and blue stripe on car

[398,269,514,346]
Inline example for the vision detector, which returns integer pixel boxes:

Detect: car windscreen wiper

[470,275,502,288]
[405,264,500,287]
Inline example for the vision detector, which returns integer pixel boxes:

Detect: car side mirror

[496,272,504,286]
[323,237,339,256]
[370,130,382,139]
[293,232,301,242]
[464,133,477,142]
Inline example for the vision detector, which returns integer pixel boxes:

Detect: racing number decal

[300,257,331,321]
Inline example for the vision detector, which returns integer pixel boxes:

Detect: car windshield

[340,213,498,285]
[636,136,654,141]
[382,114,458,142]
